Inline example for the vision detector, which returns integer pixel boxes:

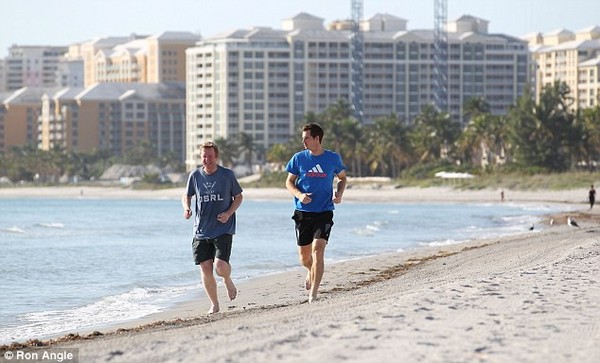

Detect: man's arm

[333,170,347,204]
[217,193,243,223]
[286,173,312,204]
[182,194,193,219]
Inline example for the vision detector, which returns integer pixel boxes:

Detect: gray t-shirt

[185,166,243,239]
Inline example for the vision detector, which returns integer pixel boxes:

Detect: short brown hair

[199,141,219,156]
[302,123,324,143]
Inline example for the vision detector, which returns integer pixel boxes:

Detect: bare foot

[225,278,237,301]
[305,271,311,291]
[208,304,220,314]
[308,295,317,304]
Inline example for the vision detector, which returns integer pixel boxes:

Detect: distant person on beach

[285,123,347,303]
[182,141,243,314]
[589,185,596,209]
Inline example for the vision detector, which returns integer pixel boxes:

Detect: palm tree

[333,117,363,176]
[9,144,44,182]
[237,133,257,173]
[317,100,363,175]
[463,96,491,120]
[488,115,511,167]
[410,105,460,163]
[266,142,296,170]
[458,96,497,167]
[580,106,600,171]
[508,82,581,171]
[457,113,498,168]
[367,114,413,177]
[214,137,239,168]
[123,141,156,165]
[319,100,354,153]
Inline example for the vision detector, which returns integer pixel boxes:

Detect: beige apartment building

[38,82,186,160]
[1,32,198,159]
[185,13,529,171]
[69,32,200,87]
[527,26,600,108]
[1,83,186,159]
[0,87,57,152]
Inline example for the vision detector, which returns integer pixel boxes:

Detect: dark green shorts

[192,234,233,264]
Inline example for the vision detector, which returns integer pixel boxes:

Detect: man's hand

[299,192,313,204]
[217,212,231,223]
[333,191,343,204]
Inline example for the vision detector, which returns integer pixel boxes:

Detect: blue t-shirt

[185,166,243,239]
[285,149,346,212]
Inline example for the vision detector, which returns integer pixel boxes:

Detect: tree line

[263,81,600,177]
[0,142,183,184]
[1,81,599,184]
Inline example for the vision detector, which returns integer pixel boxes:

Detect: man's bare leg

[215,258,237,301]
[308,239,327,303]
[299,245,313,290]
[199,260,219,313]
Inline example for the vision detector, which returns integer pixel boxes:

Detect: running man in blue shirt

[182,141,243,314]
[285,123,347,303]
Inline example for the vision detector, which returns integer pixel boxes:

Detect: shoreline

[0,184,593,205]
[3,221,599,362]
[2,186,599,362]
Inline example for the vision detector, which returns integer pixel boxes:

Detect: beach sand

[1,186,599,362]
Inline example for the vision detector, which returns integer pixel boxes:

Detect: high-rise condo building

[526,26,600,109]
[185,13,529,171]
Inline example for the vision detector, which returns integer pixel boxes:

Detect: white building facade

[185,13,529,170]
[4,46,68,91]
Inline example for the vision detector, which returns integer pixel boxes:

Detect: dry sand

[1,186,599,362]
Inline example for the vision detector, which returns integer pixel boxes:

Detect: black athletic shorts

[192,234,233,264]
[292,210,334,247]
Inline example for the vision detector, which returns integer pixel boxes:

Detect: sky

[2,0,600,57]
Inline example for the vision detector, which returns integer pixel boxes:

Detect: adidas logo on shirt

[306,164,327,178]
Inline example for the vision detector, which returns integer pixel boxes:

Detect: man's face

[201,147,218,169]
[302,131,320,151]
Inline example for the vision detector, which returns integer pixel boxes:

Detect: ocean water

[0,196,567,343]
